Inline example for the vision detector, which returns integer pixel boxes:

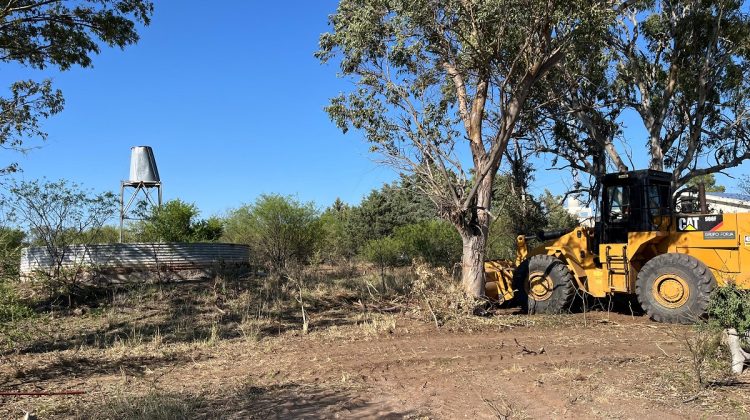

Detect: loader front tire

[514,255,576,314]
[636,253,716,324]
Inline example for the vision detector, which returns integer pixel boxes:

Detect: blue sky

[2,1,396,218]
[2,1,748,219]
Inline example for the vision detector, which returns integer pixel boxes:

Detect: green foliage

[319,176,438,261]
[706,284,750,335]
[0,1,153,173]
[136,199,223,243]
[685,174,726,193]
[0,281,33,323]
[487,175,545,260]
[540,191,579,231]
[76,225,122,244]
[486,185,578,260]
[192,217,224,243]
[223,195,322,270]
[491,174,547,236]
[319,199,356,263]
[0,80,64,174]
[0,227,25,280]
[361,237,405,271]
[3,179,117,252]
[349,176,437,244]
[0,281,34,350]
[393,220,461,268]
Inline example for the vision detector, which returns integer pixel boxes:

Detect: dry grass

[2,264,750,418]
[76,389,203,420]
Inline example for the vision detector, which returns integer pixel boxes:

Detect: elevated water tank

[129,146,160,184]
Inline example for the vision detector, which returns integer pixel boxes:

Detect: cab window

[607,185,630,222]
[647,185,669,217]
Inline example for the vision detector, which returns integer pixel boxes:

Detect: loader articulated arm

[515,229,573,266]
[515,235,528,266]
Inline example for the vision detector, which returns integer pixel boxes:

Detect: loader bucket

[484,260,516,303]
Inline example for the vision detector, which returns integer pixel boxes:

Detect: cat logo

[678,217,699,231]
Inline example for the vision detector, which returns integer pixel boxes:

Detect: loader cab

[597,170,673,245]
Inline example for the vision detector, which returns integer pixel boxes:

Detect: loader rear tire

[636,253,716,324]
[514,255,576,314]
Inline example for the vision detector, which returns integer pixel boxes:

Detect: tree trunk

[458,174,493,298]
[724,328,750,374]
[460,231,488,297]
[649,134,664,171]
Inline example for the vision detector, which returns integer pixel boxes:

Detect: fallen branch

[514,338,545,355]
[421,291,440,329]
[655,342,670,357]
[0,390,85,396]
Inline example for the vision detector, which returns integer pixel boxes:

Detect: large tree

[318,0,613,297]
[537,0,750,195]
[0,0,153,173]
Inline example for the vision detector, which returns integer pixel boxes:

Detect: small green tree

[394,220,461,268]
[707,284,750,335]
[685,174,726,193]
[347,175,438,253]
[223,195,322,271]
[2,179,117,304]
[540,191,579,231]
[486,175,547,260]
[361,236,404,291]
[192,217,224,242]
[704,285,750,376]
[135,199,223,243]
[319,198,357,263]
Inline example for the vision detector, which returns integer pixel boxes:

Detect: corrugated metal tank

[129,146,160,183]
[20,243,250,277]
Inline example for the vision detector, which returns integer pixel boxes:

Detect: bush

[361,236,405,270]
[393,220,461,268]
[223,194,322,270]
[0,281,34,349]
[0,282,33,323]
[0,227,25,280]
[319,200,357,263]
[706,284,750,334]
[135,199,223,243]
[2,179,117,305]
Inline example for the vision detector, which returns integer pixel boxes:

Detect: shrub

[706,284,750,334]
[0,227,25,280]
[393,220,461,268]
[0,281,34,350]
[223,194,322,271]
[135,199,223,243]
[2,179,117,305]
[361,236,405,271]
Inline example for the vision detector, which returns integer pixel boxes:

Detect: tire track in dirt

[183,314,697,418]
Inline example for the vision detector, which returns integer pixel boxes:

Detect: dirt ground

[1,277,749,419]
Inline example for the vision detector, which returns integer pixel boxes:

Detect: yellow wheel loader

[485,169,750,323]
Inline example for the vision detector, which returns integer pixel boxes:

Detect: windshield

[607,185,630,223]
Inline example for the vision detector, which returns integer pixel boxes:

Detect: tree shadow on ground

[10,277,373,356]
[195,382,419,419]
[0,351,196,388]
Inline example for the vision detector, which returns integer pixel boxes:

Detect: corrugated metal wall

[20,243,251,275]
